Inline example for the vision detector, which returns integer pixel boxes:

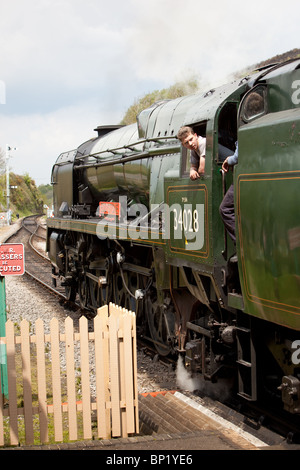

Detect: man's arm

[222,144,238,173]
[198,155,205,174]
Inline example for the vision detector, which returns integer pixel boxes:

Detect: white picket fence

[0,303,139,446]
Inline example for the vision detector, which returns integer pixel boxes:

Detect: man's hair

[177,126,194,141]
[243,92,264,118]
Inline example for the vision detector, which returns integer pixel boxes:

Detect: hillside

[0,172,45,220]
[254,48,300,69]
[235,48,300,77]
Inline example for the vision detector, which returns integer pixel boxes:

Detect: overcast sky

[0,0,299,186]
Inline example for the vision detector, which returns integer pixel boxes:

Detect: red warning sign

[99,201,120,218]
[0,243,25,276]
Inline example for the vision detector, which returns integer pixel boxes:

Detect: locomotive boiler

[47,58,300,424]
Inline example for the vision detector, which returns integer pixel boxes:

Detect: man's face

[182,132,198,151]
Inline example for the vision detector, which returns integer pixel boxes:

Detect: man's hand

[222,157,230,173]
[190,169,200,180]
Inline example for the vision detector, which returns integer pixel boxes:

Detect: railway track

[1,216,298,450]
[7,215,74,302]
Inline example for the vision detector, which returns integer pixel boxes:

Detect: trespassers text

[0,253,23,260]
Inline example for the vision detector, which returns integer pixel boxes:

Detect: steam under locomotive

[47,58,300,425]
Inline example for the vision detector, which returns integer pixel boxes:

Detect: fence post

[20,319,34,445]
[65,316,77,442]
[6,319,18,445]
[79,315,92,440]
[94,305,111,439]
[123,308,135,434]
[50,318,63,442]
[36,318,48,443]
[108,309,121,437]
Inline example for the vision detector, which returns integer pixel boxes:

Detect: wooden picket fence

[0,303,139,447]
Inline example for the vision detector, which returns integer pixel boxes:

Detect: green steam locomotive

[47,58,300,422]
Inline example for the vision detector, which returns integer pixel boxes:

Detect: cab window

[181,121,207,176]
[238,86,267,126]
[217,102,238,163]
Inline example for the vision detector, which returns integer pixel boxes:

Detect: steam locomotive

[47,58,300,423]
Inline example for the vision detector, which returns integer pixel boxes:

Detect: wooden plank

[79,316,92,440]
[123,311,135,434]
[6,320,18,445]
[117,306,127,437]
[131,312,139,434]
[20,320,34,445]
[109,305,121,437]
[103,308,111,438]
[65,317,77,441]
[50,318,63,442]
[35,318,48,443]
[94,306,110,439]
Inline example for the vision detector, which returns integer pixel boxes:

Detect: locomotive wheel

[87,277,100,311]
[63,250,77,301]
[78,275,88,309]
[145,293,172,356]
[65,284,76,302]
